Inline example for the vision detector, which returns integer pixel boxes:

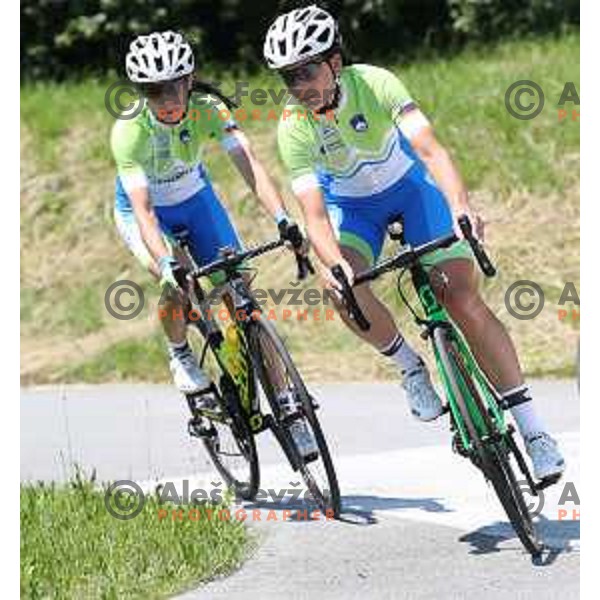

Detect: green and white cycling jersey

[110,98,240,207]
[277,64,430,198]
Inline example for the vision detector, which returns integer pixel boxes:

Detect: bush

[21,0,579,80]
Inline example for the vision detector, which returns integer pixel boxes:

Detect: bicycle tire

[246,318,341,518]
[187,322,260,501]
[434,326,542,556]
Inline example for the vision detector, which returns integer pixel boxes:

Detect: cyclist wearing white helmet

[111,31,304,396]
[264,6,564,483]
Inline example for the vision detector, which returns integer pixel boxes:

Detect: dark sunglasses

[280,61,323,87]
[141,76,188,100]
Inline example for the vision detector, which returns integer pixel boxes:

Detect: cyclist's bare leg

[433,257,565,479]
[430,257,521,391]
[330,246,441,419]
[331,246,400,350]
[149,258,187,344]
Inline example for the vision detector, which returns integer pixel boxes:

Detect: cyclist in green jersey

[111,32,310,414]
[263,6,564,483]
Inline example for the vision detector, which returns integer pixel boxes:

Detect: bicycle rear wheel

[246,319,341,518]
[187,322,259,501]
[434,326,542,556]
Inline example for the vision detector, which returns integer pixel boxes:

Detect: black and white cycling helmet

[263,5,340,69]
[126,31,194,83]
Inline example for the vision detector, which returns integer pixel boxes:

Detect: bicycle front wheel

[434,326,542,556]
[187,321,260,501]
[246,318,341,518]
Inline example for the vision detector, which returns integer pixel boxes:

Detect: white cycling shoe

[278,394,319,460]
[402,363,444,422]
[524,432,566,482]
[169,349,211,395]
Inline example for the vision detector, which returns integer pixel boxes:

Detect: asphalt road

[21,380,580,599]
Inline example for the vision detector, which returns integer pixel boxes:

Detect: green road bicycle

[172,229,341,518]
[334,215,546,556]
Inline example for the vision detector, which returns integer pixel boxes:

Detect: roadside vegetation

[20,34,580,384]
[21,477,250,598]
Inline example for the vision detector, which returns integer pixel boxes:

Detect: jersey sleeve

[197,97,241,152]
[360,65,431,140]
[277,117,320,195]
[110,119,149,192]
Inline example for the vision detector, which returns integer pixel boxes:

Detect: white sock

[167,339,189,358]
[380,333,422,374]
[503,384,546,439]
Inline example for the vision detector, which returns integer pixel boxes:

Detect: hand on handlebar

[323,258,354,293]
[329,260,371,331]
[277,219,315,280]
[454,210,485,242]
[158,256,190,299]
[456,214,496,277]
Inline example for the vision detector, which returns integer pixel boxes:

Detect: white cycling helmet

[126,31,194,83]
[263,5,340,69]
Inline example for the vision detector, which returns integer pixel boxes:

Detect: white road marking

[138,431,579,550]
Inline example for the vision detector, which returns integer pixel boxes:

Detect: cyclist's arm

[128,186,171,267]
[295,186,344,267]
[110,121,171,268]
[408,124,470,218]
[224,129,290,222]
[372,65,474,227]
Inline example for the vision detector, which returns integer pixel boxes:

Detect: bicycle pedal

[451,432,469,458]
[187,389,218,409]
[187,417,216,439]
[535,472,563,491]
[301,451,320,464]
[281,411,303,426]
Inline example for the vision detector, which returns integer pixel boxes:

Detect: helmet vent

[316,30,330,43]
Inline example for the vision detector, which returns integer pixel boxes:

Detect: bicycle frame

[408,261,506,454]
[191,270,264,428]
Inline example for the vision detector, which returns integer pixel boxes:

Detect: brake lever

[295,253,315,281]
[331,265,371,331]
[457,215,497,277]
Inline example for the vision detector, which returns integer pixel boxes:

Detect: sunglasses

[142,76,188,100]
[280,61,323,87]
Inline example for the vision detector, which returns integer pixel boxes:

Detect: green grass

[62,331,170,383]
[21,477,250,599]
[21,34,579,383]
